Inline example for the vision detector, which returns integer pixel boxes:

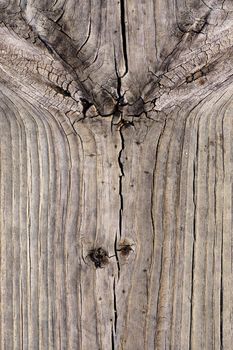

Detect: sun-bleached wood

[0,0,233,349]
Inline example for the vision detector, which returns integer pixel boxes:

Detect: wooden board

[0,1,233,349]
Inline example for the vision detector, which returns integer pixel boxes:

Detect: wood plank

[0,1,233,349]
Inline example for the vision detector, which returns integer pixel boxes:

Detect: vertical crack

[111,326,115,350]
[114,232,121,279]
[114,50,127,108]
[189,122,198,350]
[111,6,127,344]
[220,213,223,348]
[118,125,125,239]
[220,243,223,348]
[113,278,118,337]
[120,0,128,76]
[112,0,128,109]
[220,115,224,349]
[189,227,195,350]
[79,282,83,348]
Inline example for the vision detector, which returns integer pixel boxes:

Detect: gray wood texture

[0,0,233,349]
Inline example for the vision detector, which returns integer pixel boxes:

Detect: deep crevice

[111,326,115,350]
[220,227,223,349]
[52,84,71,97]
[189,119,198,350]
[80,98,93,116]
[113,278,118,334]
[118,124,125,239]
[114,50,128,110]
[111,0,128,114]
[120,0,128,77]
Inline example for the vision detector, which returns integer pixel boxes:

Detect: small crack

[114,232,121,280]
[76,18,92,57]
[200,0,212,10]
[38,34,54,55]
[54,9,65,24]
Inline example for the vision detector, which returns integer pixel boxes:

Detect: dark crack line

[113,48,128,109]
[220,224,223,350]
[113,278,117,334]
[189,220,195,350]
[80,98,93,117]
[120,0,128,77]
[114,231,121,280]
[111,325,115,350]
[51,84,72,97]
[220,115,224,349]
[118,124,125,240]
[76,18,92,57]
[189,117,198,350]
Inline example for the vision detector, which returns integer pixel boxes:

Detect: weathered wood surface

[0,0,233,349]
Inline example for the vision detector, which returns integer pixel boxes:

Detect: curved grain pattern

[0,86,83,349]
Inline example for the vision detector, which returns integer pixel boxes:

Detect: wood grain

[0,0,233,349]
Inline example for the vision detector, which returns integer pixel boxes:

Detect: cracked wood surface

[0,0,233,349]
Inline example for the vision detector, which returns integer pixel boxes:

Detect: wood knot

[88,247,109,268]
[117,240,134,257]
